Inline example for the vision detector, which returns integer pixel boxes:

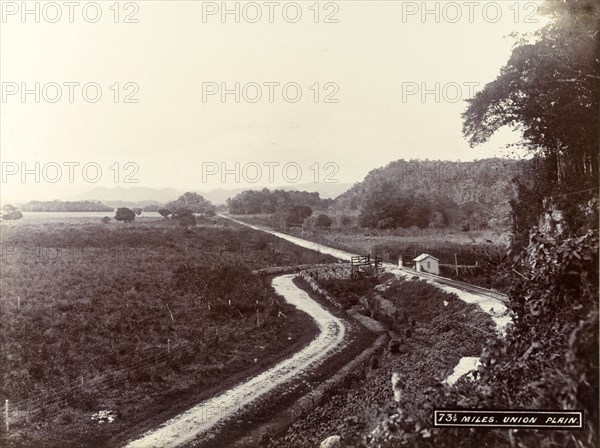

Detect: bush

[340,215,353,227]
[172,208,196,229]
[315,214,333,229]
[2,205,23,220]
[319,277,377,309]
[2,209,23,220]
[101,216,111,224]
[115,207,135,223]
[158,208,172,218]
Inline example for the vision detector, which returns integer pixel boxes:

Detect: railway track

[384,263,509,304]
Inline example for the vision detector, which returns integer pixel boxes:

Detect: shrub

[158,208,172,218]
[315,214,333,229]
[172,208,196,229]
[340,215,353,227]
[285,205,313,226]
[2,206,23,220]
[115,207,135,223]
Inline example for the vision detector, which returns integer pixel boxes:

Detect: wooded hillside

[333,158,524,231]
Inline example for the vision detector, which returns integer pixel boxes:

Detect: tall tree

[166,192,215,214]
[463,0,599,244]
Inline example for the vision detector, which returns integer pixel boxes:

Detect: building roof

[413,253,439,262]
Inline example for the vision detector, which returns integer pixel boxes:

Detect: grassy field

[0,216,336,447]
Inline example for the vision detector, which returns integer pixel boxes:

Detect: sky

[0,0,548,203]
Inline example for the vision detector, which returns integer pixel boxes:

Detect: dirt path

[220,215,357,261]
[123,274,346,448]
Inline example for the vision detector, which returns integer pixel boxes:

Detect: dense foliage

[1,205,23,221]
[268,2,599,446]
[315,214,333,229]
[463,0,599,248]
[346,1,600,446]
[165,192,215,215]
[227,188,332,215]
[171,207,197,229]
[334,158,523,231]
[158,208,171,218]
[114,207,136,223]
[362,228,598,448]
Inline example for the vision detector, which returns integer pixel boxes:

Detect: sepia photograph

[0,1,598,447]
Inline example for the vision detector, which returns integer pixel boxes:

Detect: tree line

[19,200,113,212]
[227,188,333,215]
[110,192,217,229]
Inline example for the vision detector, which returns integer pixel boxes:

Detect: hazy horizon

[2,181,356,206]
[1,1,547,204]
[1,155,526,206]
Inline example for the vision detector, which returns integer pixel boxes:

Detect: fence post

[5,399,9,433]
[454,254,459,276]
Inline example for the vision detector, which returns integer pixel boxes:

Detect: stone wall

[251,263,340,276]
[303,264,352,281]
[298,271,345,311]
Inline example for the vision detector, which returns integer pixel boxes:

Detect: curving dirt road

[123,274,346,448]
[125,216,510,447]
[222,215,511,384]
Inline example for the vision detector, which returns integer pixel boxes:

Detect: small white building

[413,253,439,275]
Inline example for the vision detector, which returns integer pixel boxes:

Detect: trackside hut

[413,253,439,275]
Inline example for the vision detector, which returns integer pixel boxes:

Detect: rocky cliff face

[538,198,565,236]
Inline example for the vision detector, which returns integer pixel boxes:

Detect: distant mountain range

[69,183,353,207]
[69,187,182,205]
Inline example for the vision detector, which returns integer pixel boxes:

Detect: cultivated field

[0,216,336,447]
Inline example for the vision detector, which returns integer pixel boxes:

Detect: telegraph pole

[4,399,9,433]
[455,254,459,276]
